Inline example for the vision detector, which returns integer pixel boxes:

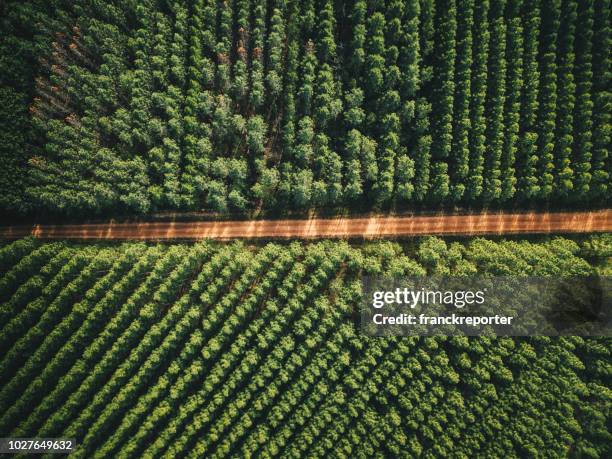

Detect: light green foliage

[0,237,610,457]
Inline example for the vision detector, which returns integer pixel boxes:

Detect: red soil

[1,210,610,240]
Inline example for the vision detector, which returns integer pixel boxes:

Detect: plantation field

[0,236,610,457]
[1,1,610,457]
[1,0,610,215]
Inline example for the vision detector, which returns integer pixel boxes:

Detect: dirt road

[0,210,610,240]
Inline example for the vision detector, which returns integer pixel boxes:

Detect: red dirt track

[1,210,610,240]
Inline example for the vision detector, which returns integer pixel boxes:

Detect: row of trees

[0,236,610,457]
[0,0,609,215]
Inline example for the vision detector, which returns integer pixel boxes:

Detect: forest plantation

[0,0,610,215]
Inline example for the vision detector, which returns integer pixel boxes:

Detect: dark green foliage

[0,0,610,215]
[554,0,577,198]
[573,0,595,198]
[466,0,490,201]
[430,0,457,203]
[0,237,609,457]
[449,0,473,202]
[536,0,561,199]
[516,0,541,199]
[590,0,611,199]
[483,0,507,202]
[501,0,523,200]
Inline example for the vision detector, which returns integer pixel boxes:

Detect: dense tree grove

[0,0,610,215]
[0,236,610,457]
